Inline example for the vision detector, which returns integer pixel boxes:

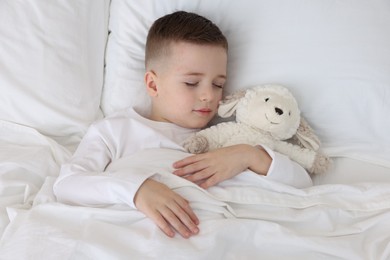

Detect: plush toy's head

[185,83,329,173]
[218,84,301,140]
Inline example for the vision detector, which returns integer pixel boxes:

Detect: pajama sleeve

[53,125,153,208]
[261,145,313,188]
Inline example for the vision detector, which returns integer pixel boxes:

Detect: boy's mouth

[193,108,212,115]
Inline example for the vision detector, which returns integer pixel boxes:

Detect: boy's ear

[145,70,158,97]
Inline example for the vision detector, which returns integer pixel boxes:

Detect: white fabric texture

[2,1,390,258]
[102,0,390,167]
[54,108,312,209]
[0,0,110,150]
[0,120,70,237]
[2,164,390,259]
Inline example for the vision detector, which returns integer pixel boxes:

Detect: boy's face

[145,42,227,129]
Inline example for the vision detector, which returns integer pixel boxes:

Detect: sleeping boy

[54,11,312,239]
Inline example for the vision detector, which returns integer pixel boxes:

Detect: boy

[54,11,312,239]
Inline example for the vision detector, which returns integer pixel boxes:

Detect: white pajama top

[54,108,312,208]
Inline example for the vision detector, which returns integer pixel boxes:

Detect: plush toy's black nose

[275,107,283,115]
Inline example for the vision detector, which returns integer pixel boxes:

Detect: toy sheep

[183,84,331,175]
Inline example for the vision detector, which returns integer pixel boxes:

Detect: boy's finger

[182,205,200,228]
[175,197,200,227]
[150,210,175,238]
[200,174,220,189]
[161,207,192,238]
[173,161,207,176]
[184,169,213,183]
[172,154,202,168]
[169,203,199,236]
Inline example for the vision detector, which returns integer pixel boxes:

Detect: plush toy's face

[237,88,301,140]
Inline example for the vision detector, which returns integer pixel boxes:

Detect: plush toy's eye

[289,111,291,116]
[265,98,269,102]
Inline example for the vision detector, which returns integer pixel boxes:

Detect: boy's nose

[200,88,214,101]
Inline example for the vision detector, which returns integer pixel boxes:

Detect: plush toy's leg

[275,141,331,174]
[274,141,316,172]
[183,135,210,154]
[310,153,332,174]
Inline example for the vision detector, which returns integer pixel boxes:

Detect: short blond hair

[145,11,228,69]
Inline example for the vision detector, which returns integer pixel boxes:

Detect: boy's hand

[173,144,271,189]
[134,178,199,239]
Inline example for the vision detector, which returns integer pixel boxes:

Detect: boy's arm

[53,125,153,208]
[54,125,200,238]
[260,145,313,188]
[173,144,312,189]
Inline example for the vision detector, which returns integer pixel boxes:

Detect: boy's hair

[145,11,228,69]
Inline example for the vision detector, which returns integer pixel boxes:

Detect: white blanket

[1,148,390,259]
[0,120,70,236]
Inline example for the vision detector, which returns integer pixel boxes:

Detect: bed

[1,0,390,259]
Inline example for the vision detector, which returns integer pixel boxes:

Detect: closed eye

[185,82,199,87]
[213,83,223,89]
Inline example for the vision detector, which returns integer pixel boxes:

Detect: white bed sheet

[0,120,70,237]
[313,157,390,185]
[1,149,390,259]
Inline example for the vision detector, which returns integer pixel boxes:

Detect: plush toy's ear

[294,117,321,151]
[218,90,246,118]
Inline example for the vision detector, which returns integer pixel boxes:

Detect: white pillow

[0,0,110,150]
[103,0,390,168]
